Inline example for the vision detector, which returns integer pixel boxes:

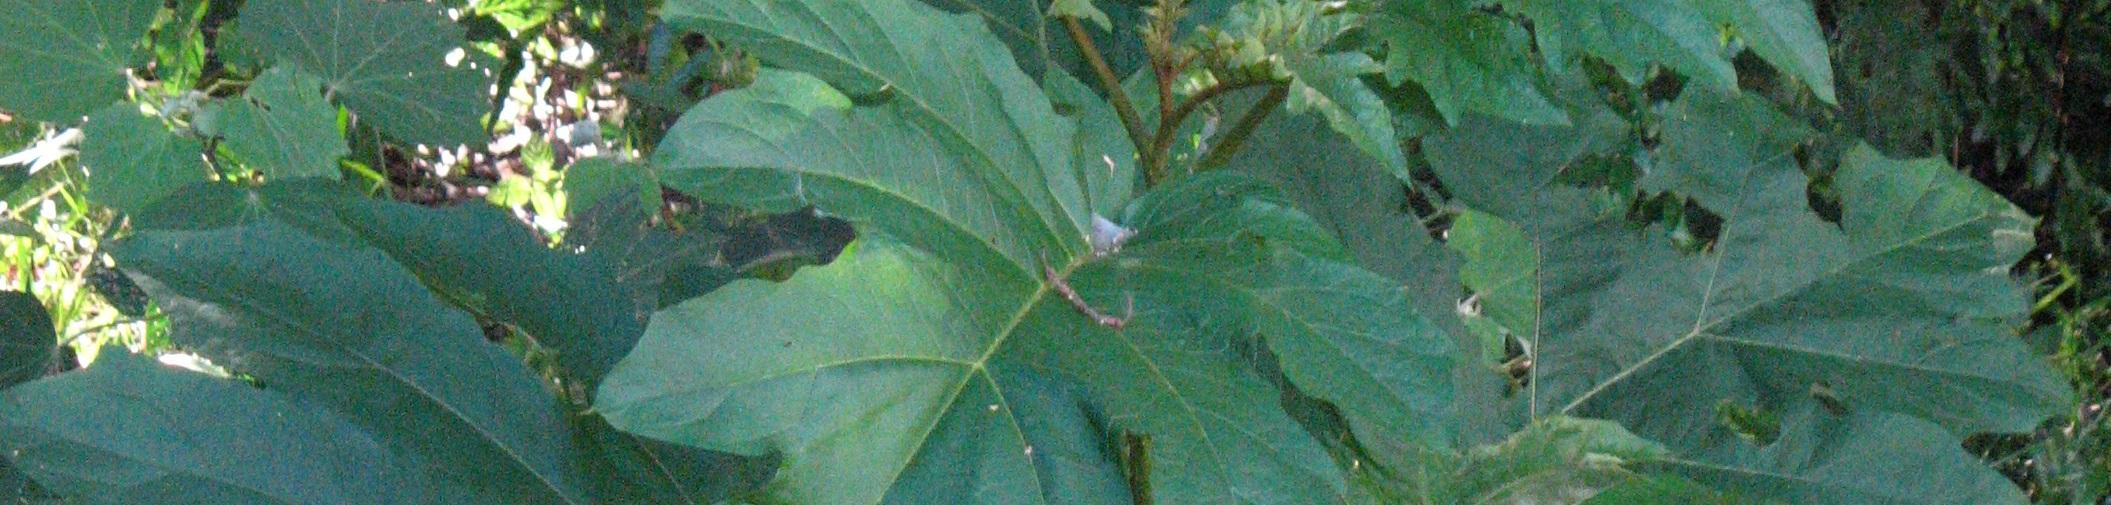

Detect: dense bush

[0,0,2100,503]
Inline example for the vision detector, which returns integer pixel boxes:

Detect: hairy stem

[1060,16,1150,155]
[1140,80,1268,185]
[1196,85,1287,171]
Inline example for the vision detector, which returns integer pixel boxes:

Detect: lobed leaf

[1211,0,1408,179]
[1650,406,2029,504]
[662,0,1103,264]
[79,104,209,213]
[238,0,492,146]
[602,161,1458,503]
[202,67,348,180]
[1497,0,1731,89]
[1492,0,1835,101]
[625,22,1456,488]
[1690,0,1836,103]
[1433,89,2068,503]
[1369,0,1566,126]
[0,0,160,123]
[1112,174,1459,453]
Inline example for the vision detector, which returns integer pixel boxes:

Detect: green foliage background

[0,0,2102,504]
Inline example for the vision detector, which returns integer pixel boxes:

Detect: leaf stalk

[1060,16,1151,157]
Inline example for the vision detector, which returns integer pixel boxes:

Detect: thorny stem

[1195,85,1287,171]
[1061,16,1150,156]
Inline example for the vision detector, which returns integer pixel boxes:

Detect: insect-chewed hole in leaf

[1639,67,1690,104]
[1552,153,1641,190]
[1805,172,1845,223]
[1732,51,1792,97]
[849,84,897,106]
[1715,400,1782,446]
[1631,195,1726,252]
[1455,292,1481,318]
[1810,381,1851,416]
[1675,200,1725,250]
[721,206,857,282]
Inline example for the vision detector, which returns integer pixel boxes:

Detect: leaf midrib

[869,257,1245,503]
[862,269,1058,505]
[1559,162,2012,414]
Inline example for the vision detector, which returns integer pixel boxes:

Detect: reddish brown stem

[1043,260,1132,329]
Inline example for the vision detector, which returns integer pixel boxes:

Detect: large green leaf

[317,198,646,392]
[323,192,786,504]
[1434,90,2069,502]
[597,175,1460,503]
[1648,406,2029,503]
[1690,0,1835,103]
[1216,104,1530,450]
[648,60,1086,281]
[201,67,348,180]
[1420,71,1633,224]
[609,53,1453,505]
[114,222,588,504]
[0,351,430,503]
[1369,0,1565,126]
[611,3,1455,502]
[0,291,54,389]
[1493,0,1834,101]
[122,179,790,503]
[0,1,160,123]
[128,178,842,393]
[661,0,1111,270]
[575,416,778,504]
[238,0,491,146]
[602,237,1135,504]
[1109,173,1457,450]
[80,104,209,213]
[1498,0,1731,89]
[1278,53,1407,179]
